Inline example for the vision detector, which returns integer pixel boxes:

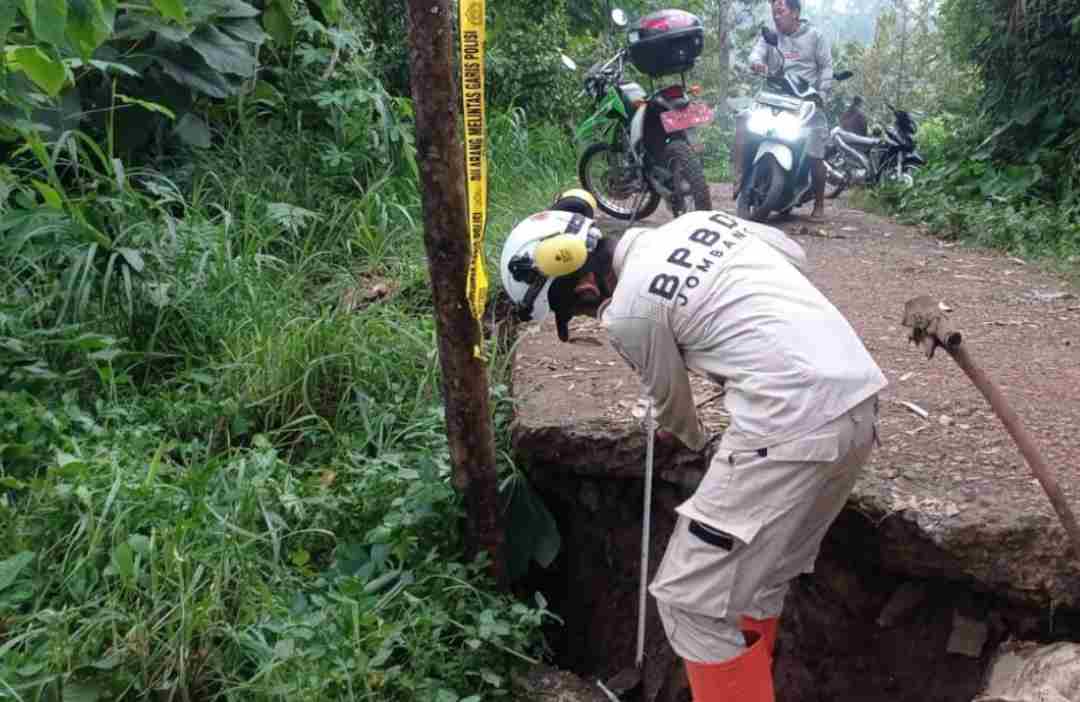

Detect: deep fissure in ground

[518,469,1080,702]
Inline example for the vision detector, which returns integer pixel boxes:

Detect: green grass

[0,81,578,700]
[859,119,1080,264]
[861,179,1080,263]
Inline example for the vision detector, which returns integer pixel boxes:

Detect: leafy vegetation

[861,0,1080,260]
[1,1,580,699]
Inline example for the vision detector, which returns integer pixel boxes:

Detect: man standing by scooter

[733,0,833,222]
[840,95,868,137]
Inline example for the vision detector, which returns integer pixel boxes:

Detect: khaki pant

[651,395,879,662]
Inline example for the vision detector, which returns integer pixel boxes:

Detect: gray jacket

[601,211,886,452]
[749,19,833,96]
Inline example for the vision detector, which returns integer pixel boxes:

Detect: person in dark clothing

[840,96,868,136]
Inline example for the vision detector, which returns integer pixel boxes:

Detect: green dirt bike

[563,8,713,220]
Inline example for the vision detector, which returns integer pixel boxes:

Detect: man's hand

[751,62,767,76]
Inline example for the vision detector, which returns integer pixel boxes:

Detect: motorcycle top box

[627,9,704,76]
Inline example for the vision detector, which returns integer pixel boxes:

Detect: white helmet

[500,190,605,341]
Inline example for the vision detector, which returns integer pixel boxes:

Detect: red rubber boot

[739,616,780,659]
[683,629,775,702]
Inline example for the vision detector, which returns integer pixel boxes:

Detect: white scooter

[735,27,851,221]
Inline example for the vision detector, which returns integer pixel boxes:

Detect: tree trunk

[715,0,732,116]
[896,0,908,106]
[405,0,504,583]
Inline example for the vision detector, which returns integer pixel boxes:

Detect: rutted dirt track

[510,183,1080,701]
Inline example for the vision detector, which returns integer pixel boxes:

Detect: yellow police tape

[459,0,488,359]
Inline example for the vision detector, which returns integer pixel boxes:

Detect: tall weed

[2,48,578,700]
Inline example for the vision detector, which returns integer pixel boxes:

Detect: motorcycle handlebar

[582,50,625,99]
[586,50,625,79]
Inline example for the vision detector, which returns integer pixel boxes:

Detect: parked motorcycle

[735,27,852,222]
[564,7,713,220]
[825,103,925,198]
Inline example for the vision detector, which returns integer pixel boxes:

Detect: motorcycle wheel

[881,168,915,190]
[878,155,916,190]
[825,152,849,199]
[736,154,785,222]
[578,142,661,221]
[664,141,712,217]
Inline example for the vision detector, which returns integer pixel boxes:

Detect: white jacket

[601,211,886,452]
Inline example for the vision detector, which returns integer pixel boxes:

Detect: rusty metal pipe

[902,295,1080,560]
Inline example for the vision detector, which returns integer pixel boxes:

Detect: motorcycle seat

[886,127,914,148]
[834,128,880,148]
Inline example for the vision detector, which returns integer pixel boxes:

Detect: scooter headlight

[773,112,802,141]
[747,108,802,142]
[747,108,771,135]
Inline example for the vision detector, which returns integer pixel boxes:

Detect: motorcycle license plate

[660,103,715,133]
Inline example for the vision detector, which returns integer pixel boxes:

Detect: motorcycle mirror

[762,27,779,46]
[834,69,853,81]
[611,8,628,27]
[560,54,577,71]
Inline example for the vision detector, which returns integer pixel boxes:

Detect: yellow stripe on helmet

[534,234,588,277]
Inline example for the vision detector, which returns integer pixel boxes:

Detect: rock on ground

[975,641,1080,702]
[514,665,611,702]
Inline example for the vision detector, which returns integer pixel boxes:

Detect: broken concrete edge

[847,491,1080,610]
[515,419,1080,611]
[510,421,707,478]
